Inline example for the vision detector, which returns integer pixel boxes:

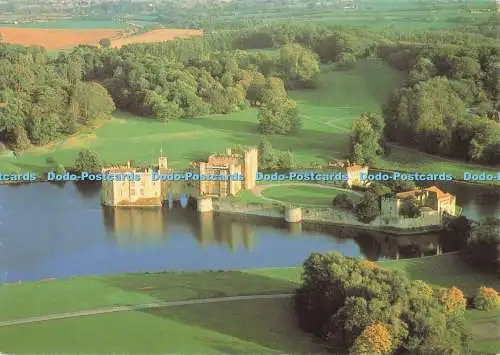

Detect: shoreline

[0,173,499,188]
[213,209,445,236]
[0,251,463,286]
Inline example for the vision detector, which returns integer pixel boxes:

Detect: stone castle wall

[302,208,442,228]
[213,200,283,218]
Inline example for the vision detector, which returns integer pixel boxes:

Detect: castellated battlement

[197,146,258,197]
[101,147,258,207]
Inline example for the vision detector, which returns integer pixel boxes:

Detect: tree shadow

[104,271,327,353]
[143,298,327,354]
[104,270,298,302]
[184,117,260,136]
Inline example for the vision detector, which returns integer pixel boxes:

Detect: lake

[0,181,498,282]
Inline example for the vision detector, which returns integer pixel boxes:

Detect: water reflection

[102,206,258,252]
[0,180,498,282]
[100,202,449,260]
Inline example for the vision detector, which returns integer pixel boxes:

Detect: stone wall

[212,201,443,230]
[213,200,283,218]
[302,207,442,229]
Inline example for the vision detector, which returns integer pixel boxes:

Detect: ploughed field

[111,28,203,48]
[0,27,121,50]
[0,26,202,51]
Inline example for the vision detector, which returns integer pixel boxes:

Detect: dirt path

[251,183,362,206]
[0,293,293,328]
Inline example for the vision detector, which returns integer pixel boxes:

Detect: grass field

[0,254,498,353]
[0,59,498,183]
[261,185,360,207]
[204,0,494,31]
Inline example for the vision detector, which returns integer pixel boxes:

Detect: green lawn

[0,299,324,354]
[261,185,360,207]
[0,59,498,184]
[0,254,498,353]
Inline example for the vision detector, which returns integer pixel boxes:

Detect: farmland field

[0,23,201,50]
[111,28,203,48]
[0,27,122,50]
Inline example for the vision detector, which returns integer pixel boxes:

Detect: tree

[73,149,103,173]
[333,193,354,211]
[355,192,380,223]
[257,137,294,170]
[258,98,300,135]
[277,43,320,89]
[99,38,112,49]
[73,82,115,124]
[351,323,392,355]
[349,113,384,165]
[473,287,499,311]
[399,198,421,218]
[258,137,277,170]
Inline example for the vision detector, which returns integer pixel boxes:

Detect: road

[0,293,293,327]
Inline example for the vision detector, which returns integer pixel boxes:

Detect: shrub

[55,164,66,174]
[73,149,102,173]
[439,287,466,313]
[359,260,377,270]
[333,193,355,210]
[473,286,500,311]
[351,323,392,355]
[411,280,434,300]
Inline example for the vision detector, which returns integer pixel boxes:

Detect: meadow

[0,253,497,353]
[202,0,494,31]
[1,59,497,184]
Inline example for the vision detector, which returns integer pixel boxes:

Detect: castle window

[140,188,144,196]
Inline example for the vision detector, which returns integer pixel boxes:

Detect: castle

[380,185,456,221]
[100,160,165,207]
[198,147,258,197]
[101,147,258,207]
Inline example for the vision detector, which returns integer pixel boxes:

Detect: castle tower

[158,148,168,171]
[243,148,258,190]
[199,162,208,196]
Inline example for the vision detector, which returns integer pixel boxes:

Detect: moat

[0,182,498,282]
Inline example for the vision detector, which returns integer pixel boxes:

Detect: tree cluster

[257,137,294,171]
[0,44,115,150]
[382,40,500,165]
[294,252,470,354]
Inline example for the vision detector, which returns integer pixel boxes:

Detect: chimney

[127,160,131,168]
[225,148,232,156]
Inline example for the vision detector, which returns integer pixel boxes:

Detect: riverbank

[0,254,497,354]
